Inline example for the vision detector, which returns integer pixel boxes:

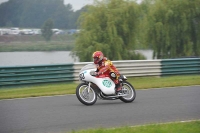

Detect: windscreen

[80,64,96,73]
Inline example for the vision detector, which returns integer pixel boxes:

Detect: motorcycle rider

[92,51,122,94]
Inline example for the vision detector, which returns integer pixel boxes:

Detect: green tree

[19,0,69,28]
[0,0,80,29]
[0,0,25,27]
[41,19,54,41]
[72,0,143,62]
[145,0,200,59]
[136,0,153,49]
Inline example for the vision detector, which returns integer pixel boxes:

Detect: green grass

[0,35,75,51]
[0,34,75,42]
[0,83,77,99]
[0,75,199,100]
[0,41,75,51]
[128,75,200,89]
[69,120,200,133]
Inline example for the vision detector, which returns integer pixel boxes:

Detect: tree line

[0,0,85,29]
[73,0,200,61]
[0,0,199,60]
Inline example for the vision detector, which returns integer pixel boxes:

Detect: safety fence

[161,58,200,75]
[0,64,74,87]
[0,58,199,87]
[73,60,162,80]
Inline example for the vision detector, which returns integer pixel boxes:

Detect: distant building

[68,29,80,34]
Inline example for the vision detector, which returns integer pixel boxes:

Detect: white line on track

[0,94,75,101]
[130,119,200,128]
[0,85,199,101]
[106,119,200,130]
[139,85,200,90]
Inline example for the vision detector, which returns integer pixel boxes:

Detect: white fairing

[79,64,116,95]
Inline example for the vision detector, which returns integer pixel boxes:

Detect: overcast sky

[0,0,7,4]
[64,0,94,10]
[0,0,141,11]
[0,0,94,11]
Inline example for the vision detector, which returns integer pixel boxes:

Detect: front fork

[87,82,91,93]
[82,82,91,99]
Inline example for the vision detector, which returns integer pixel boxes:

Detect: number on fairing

[79,73,85,80]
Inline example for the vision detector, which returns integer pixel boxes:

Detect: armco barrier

[73,58,200,80]
[161,58,200,76]
[1,58,199,87]
[0,64,74,87]
[73,60,162,80]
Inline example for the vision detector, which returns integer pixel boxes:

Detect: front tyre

[76,83,97,106]
[119,81,136,103]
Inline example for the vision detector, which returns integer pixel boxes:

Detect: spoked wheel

[76,83,97,106]
[119,81,136,103]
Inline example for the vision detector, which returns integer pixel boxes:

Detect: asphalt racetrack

[0,86,200,133]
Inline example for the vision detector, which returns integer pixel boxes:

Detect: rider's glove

[95,72,100,76]
[91,71,100,76]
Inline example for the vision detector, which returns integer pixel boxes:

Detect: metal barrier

[161,58,200,76]
[1,58,199,87]
[73,60,162,80]
[0,64,74,87]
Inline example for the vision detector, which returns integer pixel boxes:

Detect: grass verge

[0,35,75,51]
[69,120,200,133]
[0,75,200,100]
[0,41,74,51]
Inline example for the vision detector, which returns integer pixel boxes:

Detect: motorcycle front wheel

[119,81,136,103]
[76,83,97,106]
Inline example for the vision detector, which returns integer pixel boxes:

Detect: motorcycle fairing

[79,69,116,95]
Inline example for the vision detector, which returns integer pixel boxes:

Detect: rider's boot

[115,83,122,95]
[113,79,122,95]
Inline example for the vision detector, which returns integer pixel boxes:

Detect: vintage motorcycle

[76,64,136,105]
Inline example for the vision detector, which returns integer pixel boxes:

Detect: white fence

[73,60,162,80]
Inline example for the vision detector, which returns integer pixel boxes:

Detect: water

[0,50,153,66]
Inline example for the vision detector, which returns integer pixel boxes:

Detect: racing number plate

[79,73,85,80]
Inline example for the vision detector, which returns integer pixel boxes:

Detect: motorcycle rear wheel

[119,81,136,103]
[76,83,97,106]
